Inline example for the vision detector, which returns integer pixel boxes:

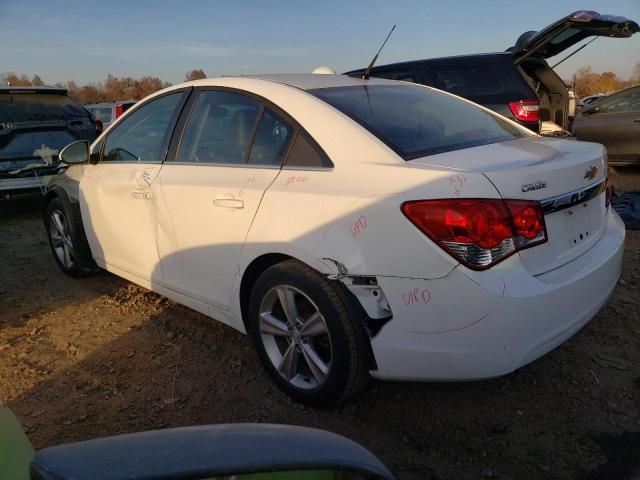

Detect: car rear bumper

[369,208,625,381]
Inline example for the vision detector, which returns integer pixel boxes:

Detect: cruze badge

[521,180,547,193]
[584,166,598,180]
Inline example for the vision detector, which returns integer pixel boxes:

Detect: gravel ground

[1,168,639,480]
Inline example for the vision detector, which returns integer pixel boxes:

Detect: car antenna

[551,37,598,69]
[362,24,396,80]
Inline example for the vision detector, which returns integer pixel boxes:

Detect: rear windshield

[309,84,529,160]
[0,93,88,122]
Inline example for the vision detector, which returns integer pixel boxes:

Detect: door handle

[131,190,152,200]
[213,196,244,209]
[633,119,640,123]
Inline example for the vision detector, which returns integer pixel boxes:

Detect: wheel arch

[237,252,379,371]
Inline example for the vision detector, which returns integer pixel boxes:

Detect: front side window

[310,84,528,160]
[597,88,640,113]
[177,91,261,164]
[102,92,183,163]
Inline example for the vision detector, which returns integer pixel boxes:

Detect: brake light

[401,199,547,270]
[115,104,123,118]
[509,100,539,123]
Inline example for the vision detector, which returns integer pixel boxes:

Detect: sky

[1,0,639,85]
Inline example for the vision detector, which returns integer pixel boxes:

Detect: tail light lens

[402,199,547,270]
[115,104,124,118]
[509,100,540,123]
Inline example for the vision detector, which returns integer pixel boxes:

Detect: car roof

[0,86,68,95]
[85,100,137,108]
[344,52,512,74]
[171,73,403,93]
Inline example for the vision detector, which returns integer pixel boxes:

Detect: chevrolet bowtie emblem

[584,166,598,180]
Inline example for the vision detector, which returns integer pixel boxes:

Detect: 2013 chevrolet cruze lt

[44,74,625,406]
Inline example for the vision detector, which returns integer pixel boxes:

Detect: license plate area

[564,200,597,247]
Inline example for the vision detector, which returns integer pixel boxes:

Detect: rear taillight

[509,100,539,123]
[115,104,123,118]
[401,199,547,270]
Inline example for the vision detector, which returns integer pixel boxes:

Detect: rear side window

[373,70,417,83]
[90,107,113,123]
[0,93,88,121]
[310,84,528,160]
[434,66,503,96]
[285,131,332,168]
[177,91,261,164]
[249,108,294,166]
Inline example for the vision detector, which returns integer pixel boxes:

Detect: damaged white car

[44,74,625,406]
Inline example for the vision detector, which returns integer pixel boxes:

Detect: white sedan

[44,74,625,406]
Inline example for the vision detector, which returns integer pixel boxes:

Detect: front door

[80,91,188,282]
[156,89,295,311]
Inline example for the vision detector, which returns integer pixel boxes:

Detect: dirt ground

[1,169,639,480]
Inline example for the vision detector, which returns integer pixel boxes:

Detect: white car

[44,74,625,406]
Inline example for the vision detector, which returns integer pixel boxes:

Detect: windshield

[309,84,529,160]
[0,94,88,122]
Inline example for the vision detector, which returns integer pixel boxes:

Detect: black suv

[0,87,98,197]
[347,11,638,134]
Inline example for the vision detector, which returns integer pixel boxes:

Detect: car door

[156,89,295,312]
[573,87,640,163]
[79,90,189,283]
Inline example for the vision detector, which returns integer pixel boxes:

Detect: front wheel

[247,260,370,407]
[44,196,99,277]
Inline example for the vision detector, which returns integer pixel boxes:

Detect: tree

[31,74,44,86]
[184,69,206,81]
[1,72,31,86]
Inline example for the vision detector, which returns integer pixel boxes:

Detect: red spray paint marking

[351,216,367,238]
[402,288,431,305]
[285,176,308,185]
[448,175,467,197]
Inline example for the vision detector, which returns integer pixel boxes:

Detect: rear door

[511,11,639,63]
[573,87,640,163]
[156,89,296,311]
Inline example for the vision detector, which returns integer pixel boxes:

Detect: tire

[247,259,370,407]
[44,196,99,277]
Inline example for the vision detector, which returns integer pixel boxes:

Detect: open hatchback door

[511,10,639,63]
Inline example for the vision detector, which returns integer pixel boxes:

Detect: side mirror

[30,424,395,480]
[582,106,601,116]
[59,140,90,165]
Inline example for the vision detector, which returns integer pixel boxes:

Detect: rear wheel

[44,196,99,277]
[248,260,370,407]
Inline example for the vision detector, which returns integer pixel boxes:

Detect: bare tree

[184,69,206,81]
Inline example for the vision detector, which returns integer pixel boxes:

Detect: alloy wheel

[49,209,75,269]
[259,285,333,390]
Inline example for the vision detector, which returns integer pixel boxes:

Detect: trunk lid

[510,11,639,63]
[410,137,608,274]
